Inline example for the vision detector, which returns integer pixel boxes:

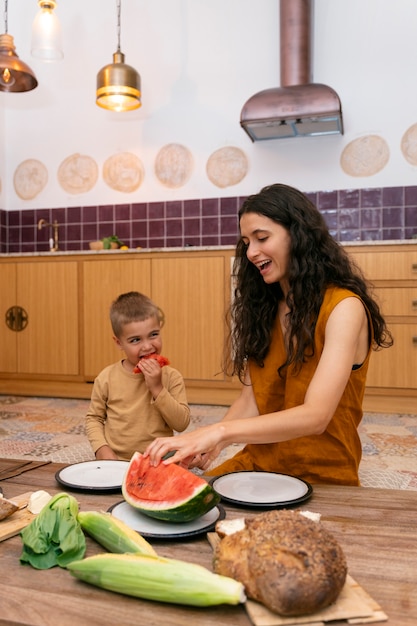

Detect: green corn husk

[77,510,157,556]
[67,553,246,607]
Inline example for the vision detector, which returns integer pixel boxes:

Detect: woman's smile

[256,258,273,277]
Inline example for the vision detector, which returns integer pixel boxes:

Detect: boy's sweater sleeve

[85,376,110,454]
[152,368,191,432]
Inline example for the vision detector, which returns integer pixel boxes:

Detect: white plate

[108,501,225,539]
[55,460,129,491]
[210,471,313,507]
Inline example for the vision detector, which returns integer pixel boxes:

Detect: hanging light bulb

[96,0,141,112]
[31,0,63,61]
[0,0,38,92]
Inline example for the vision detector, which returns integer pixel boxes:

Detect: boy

[86,291,190,461]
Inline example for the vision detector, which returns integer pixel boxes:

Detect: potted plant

[101,235,125,249]
[89,235,125,250]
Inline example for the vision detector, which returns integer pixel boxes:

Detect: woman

[145,184,392,485]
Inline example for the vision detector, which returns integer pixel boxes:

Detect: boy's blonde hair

[110,291,165,338]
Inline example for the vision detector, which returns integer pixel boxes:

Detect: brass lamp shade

[96,50,141,112]
[0,33,38,92]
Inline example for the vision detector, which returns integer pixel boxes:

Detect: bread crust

[213,509,347,616]
[0,497,19,520]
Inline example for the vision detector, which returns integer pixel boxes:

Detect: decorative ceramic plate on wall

[340,135,389,177]
[206,146,248,188]
[154,143,194,188]
[13,159,48,200]
[103,152,144,192]
[401,123,417,165]
[57,153,98,194]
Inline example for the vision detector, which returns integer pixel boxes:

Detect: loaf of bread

[0,496,19,520]
[213,509,347,617]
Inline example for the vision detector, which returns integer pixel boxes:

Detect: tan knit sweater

[85,360,190,461]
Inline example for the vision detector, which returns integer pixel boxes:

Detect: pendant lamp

[96,0,141,112]
[31,0,63,61]
[0,0,38,92]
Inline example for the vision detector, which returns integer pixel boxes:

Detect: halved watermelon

[122,452,220,523]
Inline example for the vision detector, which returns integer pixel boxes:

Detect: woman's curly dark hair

[225,184,393,383]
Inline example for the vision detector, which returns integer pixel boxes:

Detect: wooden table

[0,459,416,626]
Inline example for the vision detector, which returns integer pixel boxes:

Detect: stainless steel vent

[240,0,343,142]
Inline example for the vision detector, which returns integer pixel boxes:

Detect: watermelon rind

[122,452,220,523]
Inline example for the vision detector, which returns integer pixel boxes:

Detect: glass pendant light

[96,0,141,112]
[31,0,63,61]
[0,0,38,92]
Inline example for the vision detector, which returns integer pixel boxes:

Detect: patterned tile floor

[0,395,416,490]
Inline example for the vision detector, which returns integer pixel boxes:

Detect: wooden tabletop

[0,459,416,626]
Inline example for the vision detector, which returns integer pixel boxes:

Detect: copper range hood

[240,0,343,141]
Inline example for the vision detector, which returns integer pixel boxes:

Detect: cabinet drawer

[374,287,417,317]
[349,249,417,280]
[366,323,417,389]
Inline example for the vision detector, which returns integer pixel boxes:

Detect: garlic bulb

[28,490,52,514]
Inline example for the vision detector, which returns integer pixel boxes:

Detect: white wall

[1,0,417,210]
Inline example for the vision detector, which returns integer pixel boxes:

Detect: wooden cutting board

[0,492,36,542]
[207,533,388,626]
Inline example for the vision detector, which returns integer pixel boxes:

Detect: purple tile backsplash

[1,186,416,254]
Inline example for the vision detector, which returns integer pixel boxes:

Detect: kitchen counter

[1,239,416,258]
[0,245,236,258]
[0,459,416,626]
[1,241,416,410]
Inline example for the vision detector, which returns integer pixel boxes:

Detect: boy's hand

[138,357,164,399]
[95,444,119,460]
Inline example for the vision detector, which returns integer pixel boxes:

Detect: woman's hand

[144,382,257,468]
[188,452,218,471]
[144,424,226,468]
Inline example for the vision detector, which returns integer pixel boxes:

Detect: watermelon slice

[133,354,170,374]
[122,452,220,523]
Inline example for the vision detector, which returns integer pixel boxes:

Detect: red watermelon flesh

[133,354,170,374]
[122,452,220,522]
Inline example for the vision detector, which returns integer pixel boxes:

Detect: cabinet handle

[413,336,417,345]
[413,263,417,272]
[413,300,417,309]
[5,306,29,332]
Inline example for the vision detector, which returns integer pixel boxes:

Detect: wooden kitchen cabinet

[0,259,79,376]
[365,322,416,388]
[81,252,234,403]
[150,255,228,382]
[347,244,417,412]
[82,257,151,378]
[1,262,17,372]
[0,244,415,412]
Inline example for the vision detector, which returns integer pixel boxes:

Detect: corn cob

[67,553,246,607]
[77,510,157,556]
